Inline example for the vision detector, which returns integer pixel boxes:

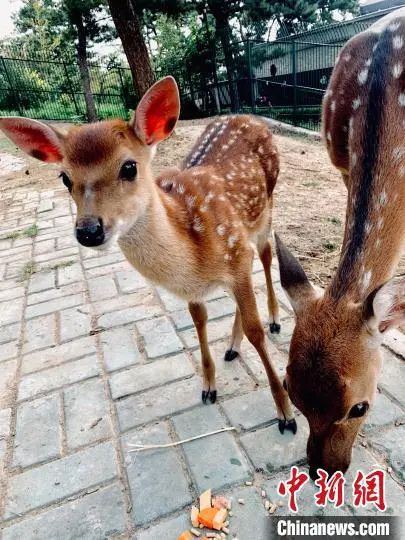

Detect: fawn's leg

[232,275,296,434]
[224,307,244,361]
[188,302,216,404]
[257,238,281,334]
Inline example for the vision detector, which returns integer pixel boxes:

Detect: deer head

[276,235,404,479]
[0,76,180,249]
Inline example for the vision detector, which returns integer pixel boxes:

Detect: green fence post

[1,56,23,116]
[62,61,80,117]
[117,67,129,111]
[247,39,256,114]
[292,41,297,126]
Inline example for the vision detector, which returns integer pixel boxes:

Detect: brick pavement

[0,185,404,539]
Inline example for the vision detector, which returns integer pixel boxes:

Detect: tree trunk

[209,5,238,113]
[108,0,155,98]
[74,12,97,122]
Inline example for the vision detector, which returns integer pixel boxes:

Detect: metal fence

[0,6,401,131]
[0,47,137,122]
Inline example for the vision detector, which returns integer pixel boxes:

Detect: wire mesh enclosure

[0,6,400,130]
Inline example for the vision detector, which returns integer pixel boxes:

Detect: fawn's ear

[0,117,64,162]
[275,233,320,314]
[363,276,405,333]
[132,76,180,145]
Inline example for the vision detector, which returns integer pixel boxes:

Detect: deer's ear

[363,276,405,333]
[132,76,180,145]
[275,233,320,313]
[0,117,64,162]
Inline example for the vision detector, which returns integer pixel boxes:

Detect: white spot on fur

[224,253,232,261]
[379,190,387,206]
[377,216,384,230]
[392,147,405,161]
[352,97,361,110]
[344,53,351,62]
[177,183,185,194]
[399,93,405,106]
[358,69,369,85]
[388,21,401,32]
[351,152,357,166]
[192,216,204,233]
[330,100,336,112]
[228,234,238,248]
[185,195,196,208]
[365,221,372,235]
[392,63,403,78]
[326,131,332,142]
[361,270,372,293]
[216,224,225,236]
[393,35,404,49]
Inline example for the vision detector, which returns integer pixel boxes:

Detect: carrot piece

[213,508,228,530]
[199,489,212,511]
[191,505,199,527]
[178,530,193,540]
[198,507,218,528]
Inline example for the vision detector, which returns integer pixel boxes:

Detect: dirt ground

[0,118,402,286]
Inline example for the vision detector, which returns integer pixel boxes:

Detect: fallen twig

[128,427,237,453]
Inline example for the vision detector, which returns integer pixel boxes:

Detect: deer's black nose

[76,216,104,247]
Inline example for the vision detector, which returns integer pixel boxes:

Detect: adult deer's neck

[329,28,405,301]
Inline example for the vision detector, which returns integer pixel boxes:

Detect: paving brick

[27,282,85,305]
[267,317,295,346]
[379,349,405,407]
[0,285,25,302]
[193,339,256,397]
[23,313,56,353]
[5,441,117,518]
[0,297,23,325]
[172,406,252,491]
[57,262,84,286]
[34,247,78,264]
[116,269,148,293]
[25,293,85,319]
[363,392,404,433]
[18,355,99,401]
[0,359,17,408]
[21,335,97,374]
[88,275,118,302]
[0,322,20,345]
[28,270,55,293]
[156,287,187,312]
[64,378,112,449]
[2,484,127,540]
[222,388,278,430]
[13,394,60,468]
[0,407,11,439]
[137,316,183,358]
[98,304,162,329]
[369,424,405,482]
[38,199,53,213]
[110,353,195,400]
[100,330,139,377]
[240,415,309,474]
[224,486,269,538]
[34,238,55,254]
[92,289,156,316]
[135,513,189,540]
[384,330,405,359]
[238,338,288,385]
[0,341,18,361]
[116,377,201,432]
[122,422,192,526]
[179,316,233,349]
[83,252,125,269]
[85,261,129,279]
[171,296,236,331]
[59,305,92,342]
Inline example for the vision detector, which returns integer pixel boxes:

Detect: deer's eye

[59,172,72,192]
[348,401,369,419]
[120,160,137,181]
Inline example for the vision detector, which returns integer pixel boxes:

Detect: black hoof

[202,389,217,404]
[224,349,239,362]
[278,418,298,435]
[269,322,281,334]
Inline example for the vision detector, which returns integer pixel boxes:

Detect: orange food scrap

[178,531,193,540]
[198,507,218,528]
[212,495,230,510]
[213,508,228,531]
[191,505,199,527]
[199,489,212,511]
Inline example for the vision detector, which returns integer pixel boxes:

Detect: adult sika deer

[0,77,296,434]
[275,7,405,478]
